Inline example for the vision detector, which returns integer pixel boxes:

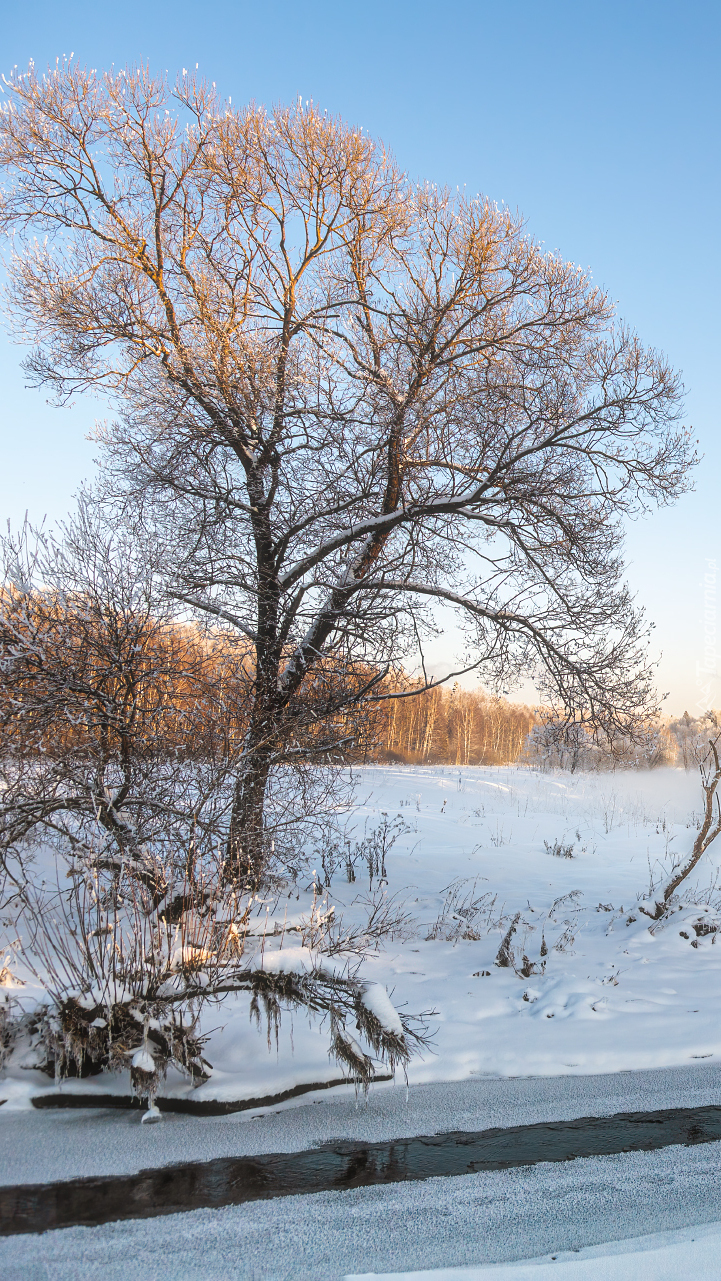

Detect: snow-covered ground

[348,1221,721,1280]
[4,763,720,1107]
[4,764,721,1279]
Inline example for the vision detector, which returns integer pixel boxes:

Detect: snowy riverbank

[4,764,721,1108]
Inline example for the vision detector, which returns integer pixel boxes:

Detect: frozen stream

[3,1103,721,1236]
[4,1064,721,1276]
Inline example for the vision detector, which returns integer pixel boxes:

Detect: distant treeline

[1,593,714,771]
[377,682,536,766]
[375,687,719,771]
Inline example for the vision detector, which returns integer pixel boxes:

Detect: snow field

[4,763,720,1106]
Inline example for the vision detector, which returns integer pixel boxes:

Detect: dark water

[4,1104,721,1236]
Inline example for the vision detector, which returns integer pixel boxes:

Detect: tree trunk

[226,725,274,889]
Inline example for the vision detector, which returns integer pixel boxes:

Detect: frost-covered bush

[315,814,411,888]
[667,711,720,771]
[0,995,18,1072]
[5,857,428,1103]
[426,879,501,942]
[494,893,582,977]
[28,996,208,1099]
[545,838,575,859]
[525,717,677,772]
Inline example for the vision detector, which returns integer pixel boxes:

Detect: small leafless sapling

[640,735,721,920]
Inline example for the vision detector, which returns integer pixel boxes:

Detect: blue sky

[1,0,719,713]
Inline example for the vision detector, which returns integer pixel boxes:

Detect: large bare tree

[0,63,693,884]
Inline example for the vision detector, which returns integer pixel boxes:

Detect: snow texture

[346,1220,721,1279]
[131,1049,156,1074]
[360,982,404,1035]
[3,765,721,1109]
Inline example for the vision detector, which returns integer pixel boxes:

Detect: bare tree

[667,709,719,770]
[526,717,596,773]
[0,63,692,885]
[0,511,430,1103]
[0,507,234,896]
[0,504,357,894]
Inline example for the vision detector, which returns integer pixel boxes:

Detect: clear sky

[1,0,719,714]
